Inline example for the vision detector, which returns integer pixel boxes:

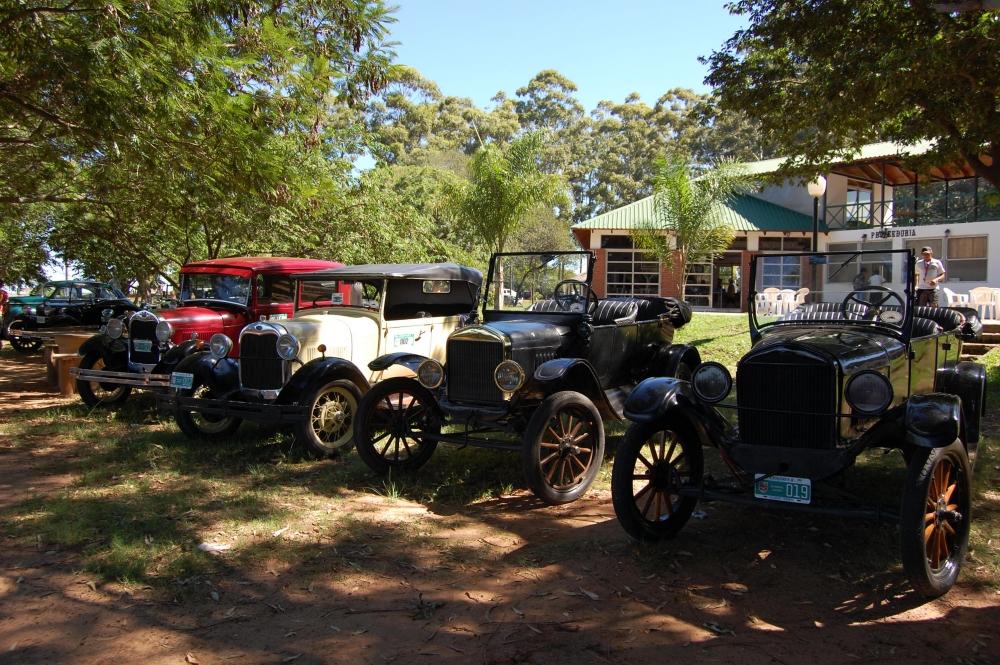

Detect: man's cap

[860,267,867,271]
[920,246,933,253]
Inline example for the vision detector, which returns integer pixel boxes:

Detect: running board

[71,367,171,389]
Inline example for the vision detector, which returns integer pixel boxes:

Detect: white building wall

[750,179,815,217]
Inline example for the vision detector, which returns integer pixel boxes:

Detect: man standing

[915,246,946,307]
[852,267,868,291]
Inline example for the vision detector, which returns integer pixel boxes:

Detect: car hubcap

[313,388,353,444]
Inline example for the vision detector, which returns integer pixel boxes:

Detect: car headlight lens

[691,361,732,403]
[845,370,893,415]
[101,308,114,321]
[209,333,233,359]
[417,359,444,389]
[494,360,525,392]
[276,333,300,360]
[106,318,124,339]
[155,320,173,342]
[25,307,36,316]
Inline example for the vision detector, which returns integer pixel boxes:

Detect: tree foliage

[705,0,1000,188]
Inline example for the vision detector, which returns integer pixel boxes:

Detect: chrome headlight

[25,306,36,316]
[101,308,114,321]
[276,333,300,360]
[209,333,233,359]
[106,318,124,339]
[155,320,173,342]
[845,370,893,415]
[691,362,732,403]
[494,360,525,392]
[417,359,444,389]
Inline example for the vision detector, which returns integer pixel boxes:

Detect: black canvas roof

[293,263,483,286]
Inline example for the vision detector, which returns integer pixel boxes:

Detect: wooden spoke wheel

[296,379,362,457]
[354,377,439,474]
[612,418,703,541]
[173,378,243,441]
[900,441,971,598]
[76,351,132,407]
[523,391,605,505]
[7,321,42,353]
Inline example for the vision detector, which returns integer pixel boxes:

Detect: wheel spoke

[925,511,936,525]
[942,521,956,535]
[540,451,559,466]
[654,490,662,521]
[636,452,653,470]
[401,437,414,459]
[924,522,936,544]
[379,436,394,456]
[634,482,653,503]
[632,473,651,480]
[540,442,560,450]
[647,440,659,463]
[545,457,560,483]
[568,418,583,438]
[664,432,678,464]
[944,481,957,504]
[664,490,674,516]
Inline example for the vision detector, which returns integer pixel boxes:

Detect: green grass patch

[674,312,751,369]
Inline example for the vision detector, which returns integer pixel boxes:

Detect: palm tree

[450,132,564,309]
[634,155,752,301]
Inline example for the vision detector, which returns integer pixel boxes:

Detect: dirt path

[2,350,999,664]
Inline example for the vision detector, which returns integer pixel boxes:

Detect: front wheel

[296,378,362,457]
[76,351,132,407]
[522,391,605,505]
[900,441,972,598]
[611,418,703,541]
[6,321,42,353]
[173,378,243,441]
[354,377,440,474]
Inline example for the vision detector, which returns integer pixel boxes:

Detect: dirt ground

[2,350,1000,664]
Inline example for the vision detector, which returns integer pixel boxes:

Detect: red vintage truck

[70,257,346,407]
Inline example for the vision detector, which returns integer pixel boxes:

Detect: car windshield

[179,273,251,306]
[751,249,914,332]
[30,283,58,298]
[485,251,594,312]
[296,279,381,311]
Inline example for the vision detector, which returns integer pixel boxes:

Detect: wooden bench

[43,343,60,386]
[52,353,82,396]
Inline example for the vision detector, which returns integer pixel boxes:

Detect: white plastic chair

[941,287,969,306]
[778,289,798,315]
[969,287,998,320]
[755,293,771,316]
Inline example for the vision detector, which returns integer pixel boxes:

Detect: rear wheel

[296,378,362,457]
[611,418,703,541]
[76,351,132,407]
[7,321,42,353]
[174,378,242,441]
[900,441,971,598]
[354,377,440,474]
[522,391,605,505]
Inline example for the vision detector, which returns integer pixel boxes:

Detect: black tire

[522,391,606,505]
[76,351,132,407]
[611,417,703,541]
[354,377,439,474]
[173,378,243,441]
[296,378,362,457]
[6,321,42,353]
[900,441,972,598]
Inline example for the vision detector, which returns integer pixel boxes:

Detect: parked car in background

[353,251,696,505]
[5,281,138,353]
[69,257,343,407]
[159,263,483,456]
[610,249,985,599]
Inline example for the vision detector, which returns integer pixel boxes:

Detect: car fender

[157,340,206,373]
[651,344,702,378]
[936,361,986,444]
[624,376,733,447]
[278,357,371,405]
[77,333,129,368]
[368,352,430,374]
[900,393,962,448]
[531,358,621,421]
[170,350,240,396]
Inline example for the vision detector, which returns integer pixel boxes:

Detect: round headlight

[276,333,300,360]
[417,359,444,389]
[155,320,173,342]
[209,333,233,359]
[691,361,732,403]
[101,308,114,320]
[845,370,893,415]
[494,360,525,393]
[106,318,124,339]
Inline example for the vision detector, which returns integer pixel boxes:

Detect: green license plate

[36,316,46,324]
[170,372,194,390]
[754,474,812,504]
[133,339,152,352]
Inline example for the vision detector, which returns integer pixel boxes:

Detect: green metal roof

[572,193,824,232]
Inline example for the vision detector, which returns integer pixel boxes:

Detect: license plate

[133,339,153,352]
[170,372,194,390]
[269,313,288,320]
[754,474,812,504]
[36,316,46,324]
[394,333,415,348]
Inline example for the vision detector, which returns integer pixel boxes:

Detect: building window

[603,236,660,295]
[685,262,712,307]
[947,235,988,282]
[760,256,801,288]
[827,241,893,284]
[728,237,747,251]
[759,236,811,252]
[846,184,872,224]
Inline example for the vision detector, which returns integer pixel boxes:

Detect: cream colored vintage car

[158,263,483,455]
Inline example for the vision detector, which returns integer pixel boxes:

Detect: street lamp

[807,176,827,252]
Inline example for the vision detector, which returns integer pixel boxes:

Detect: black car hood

[482,320,571,350]
[752,326,906,373]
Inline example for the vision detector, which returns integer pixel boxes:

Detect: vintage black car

[5,281,138,353]
[610,249,985,598]
[353,251,696,505]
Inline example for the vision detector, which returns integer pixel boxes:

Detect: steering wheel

[554,280,599,315]
[841,285,905,322]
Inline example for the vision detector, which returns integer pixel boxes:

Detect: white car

[159,263,483,456]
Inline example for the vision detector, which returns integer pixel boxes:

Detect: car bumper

[71,366,171,389]
[437,396,513,422]
[155,394,307,423]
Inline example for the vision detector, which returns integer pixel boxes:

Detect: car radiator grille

[129,319,161,365]
[447,339,504,405]
[240,332,285,391]
[737,361,837,450]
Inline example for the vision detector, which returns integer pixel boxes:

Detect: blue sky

[388,0,748,112]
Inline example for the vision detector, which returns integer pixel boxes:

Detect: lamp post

[807,176,827,252]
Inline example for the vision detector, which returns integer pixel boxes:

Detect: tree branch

[0,3,97,33]
[0,195,99,204]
